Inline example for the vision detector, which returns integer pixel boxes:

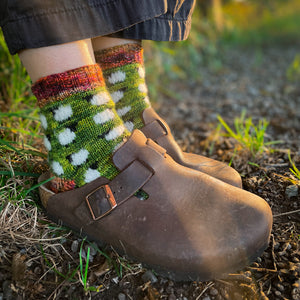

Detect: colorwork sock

[32,64,130,193]
[95,43,150,132]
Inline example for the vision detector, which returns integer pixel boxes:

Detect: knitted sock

[95,43,150,132]
[32,64,130,193]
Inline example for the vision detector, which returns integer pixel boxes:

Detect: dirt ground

[1,45,299,300]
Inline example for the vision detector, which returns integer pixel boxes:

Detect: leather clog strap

[86,159,153,220]
[141,119,168,141]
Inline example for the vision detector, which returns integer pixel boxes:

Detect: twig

[247,267,277,273]
[46,279,68,300]
[273,209,300,218]
[195,282,214,300]
[221,273,252,284]
[264,163,289,168]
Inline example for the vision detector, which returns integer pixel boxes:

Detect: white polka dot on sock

[54,105,73,122]
[117,106,131,117]
[111,90,124,103]
[124,121,134,132]
[40,114,47,129]
[108,71,126,84]
[84,168,101,183]
[43,136,51,151]
[138,67,145,78]
[93,109,115,125]
[71,149,89,166]
[52,161,64,176]
[91,92,111,106]
[58,128,76,146]
[138,83,148,94]
[105,125,126,141]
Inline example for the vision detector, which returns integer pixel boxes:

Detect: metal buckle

[86,184,117,220]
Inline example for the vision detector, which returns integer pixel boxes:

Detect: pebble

[80,249,87,260]
[277,284,284,292]
[34,266,42,275]
[71,240,79,253]
[202,296,211,300]
[274,242,280,250]
[118,293,126,300]
[2,281,13,300]
[274,290,281,296]
[210,288,219,296]
[141,270,158,283]
[168,294,176,300]
[285,185,298,198]
[0,294,2,300]
[89,242,98,256]
[112,277,119,284]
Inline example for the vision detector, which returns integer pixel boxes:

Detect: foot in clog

[95,43,242,188]
[39,130,272,281]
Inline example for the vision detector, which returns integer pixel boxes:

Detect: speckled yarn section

[95,43,150,132]
[32,64,130,193]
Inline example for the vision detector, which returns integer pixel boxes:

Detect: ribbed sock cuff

[94,43,143,71]
[31,64,105,108]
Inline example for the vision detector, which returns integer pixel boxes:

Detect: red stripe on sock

[32,64,105,107]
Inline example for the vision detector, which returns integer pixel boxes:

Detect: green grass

[217,111,282,157]
[288,151,300,183]
[220,0,300,46]
[286,54,300,82]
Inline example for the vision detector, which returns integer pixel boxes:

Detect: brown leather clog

[141,107,242,188]
[39,130,272,281]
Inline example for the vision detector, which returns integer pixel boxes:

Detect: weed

[287,54,300,82]
[288,151,300,184]
[217,111,282,157]
[79,240,102,293]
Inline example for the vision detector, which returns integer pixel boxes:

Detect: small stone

[2,281,13,300]
[80,249,87,260]
[274,290,281,296]
[71,240,79,253]
[168,294,176,300]
[202,296,211,300]
[293,257,299,263]
[285,185,298,198]
[256,257,262,263]
[34,266,42,275]
[277,284,284,292]
[90,243,98,256]
[112,277,119,284]
[141,270,158,283]
[0,293,3,300]
[60,237,67,244]
[210,288,218,296]
[118,293,126,300]
[274,242,280,250]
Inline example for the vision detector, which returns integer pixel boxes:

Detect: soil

[1,45,299,300]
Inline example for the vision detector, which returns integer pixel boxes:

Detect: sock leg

[31,64,130,192]
[95,42,150,132]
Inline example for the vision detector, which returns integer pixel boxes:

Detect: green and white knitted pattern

[32,65,130,188]
[95,43,150,132]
